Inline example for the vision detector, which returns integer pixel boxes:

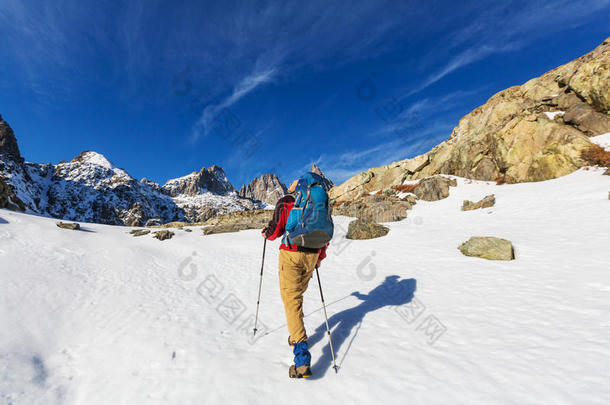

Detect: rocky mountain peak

[72,151,117,169]
[163,165,235,197]
[311,164,334,190]
[238,173,287,205]
[0,114,23,163]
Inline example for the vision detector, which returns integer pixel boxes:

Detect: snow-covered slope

[1,168,609,404]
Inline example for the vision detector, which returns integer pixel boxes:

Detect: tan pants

[278,249,319,344]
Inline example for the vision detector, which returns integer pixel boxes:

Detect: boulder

[458,237,515,260]
[129,229,151,237]
[333,194,412,222]
[462,194,496,211]
[414,176,457,201]
[345,219,390,240]
[203,223,254,235]
[203,209,273,228]
[153,230,174,240]
[563,103,610,136]
[56,221,81,230]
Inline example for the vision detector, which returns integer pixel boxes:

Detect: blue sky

[1,0,609,187]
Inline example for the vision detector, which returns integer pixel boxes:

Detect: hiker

[261,172,334,378]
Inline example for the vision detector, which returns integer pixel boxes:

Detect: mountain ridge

[330,37,610,201]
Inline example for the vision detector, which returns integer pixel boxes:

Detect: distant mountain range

[0,117,334,225]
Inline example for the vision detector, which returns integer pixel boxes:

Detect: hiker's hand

[261,229,267,239]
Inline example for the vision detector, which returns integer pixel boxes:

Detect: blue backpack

[284,172,334,249]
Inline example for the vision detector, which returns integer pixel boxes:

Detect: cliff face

[238,174,287,205]
[331,37,610,202]
[163,166,236,197]
[0,114,23,163]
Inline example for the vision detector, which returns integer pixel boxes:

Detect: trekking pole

[253,238,267,336]
[315,266,339,373]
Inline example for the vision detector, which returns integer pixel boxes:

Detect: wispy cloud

[412,0,610,95]
[192,66,277,142]
[408,43,521,95]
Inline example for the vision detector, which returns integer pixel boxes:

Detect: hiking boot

[293,341,311,366]
[289,364,312,378]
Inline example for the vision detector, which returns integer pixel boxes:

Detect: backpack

[284,172,334,249]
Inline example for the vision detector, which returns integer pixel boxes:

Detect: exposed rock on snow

[203,223,256,235]
[345,219,389,240]
[153,230,174,240]
[462,194,496,211]
[333,194,413,223]
[56,221,80,230]
[238,173,287,205]
[203,209,273,228]
[201,209,273,234]
[129,229,151,237]
[330,38,610,202]
[414,176,457,201]
[458,236,515,261]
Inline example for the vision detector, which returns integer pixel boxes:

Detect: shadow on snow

[307,275,416,379]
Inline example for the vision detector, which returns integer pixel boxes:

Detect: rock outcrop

[202,209,273,235]
[413,176,457,201]
[203,223,254,235]
[129,229,151,237]
[0,176,25,211]
[153,230,174,240]
[330,38,610,202]
[333,194,413,223]
[462,194,496,211]
[202,209,273,227]
[0,114,23,163]
[345,219,390,240]
[458,237,515,261]
[238,174,287,205]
